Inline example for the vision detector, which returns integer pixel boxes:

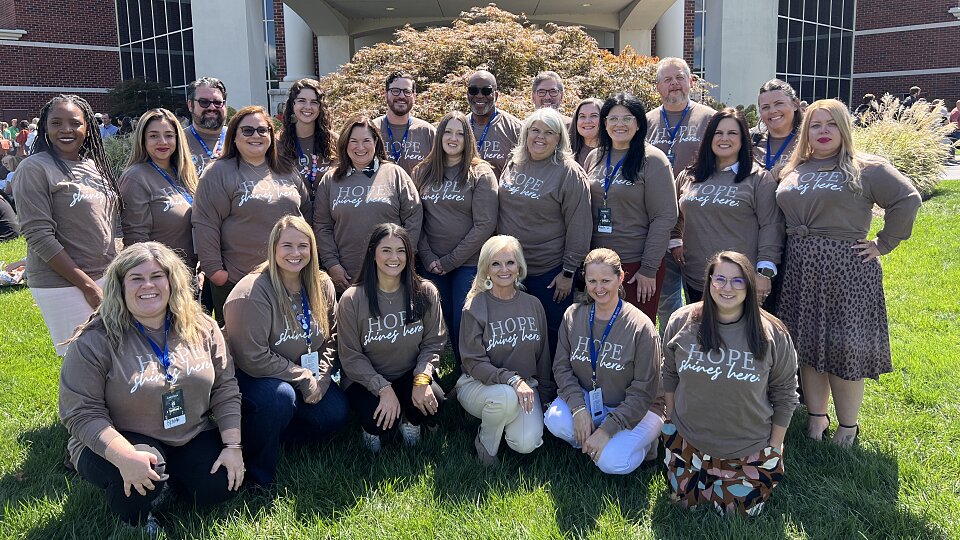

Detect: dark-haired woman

[13,94,121,355]
[313,117,422,293]
[337,224,445,453]
[583,93,678,323]
[569,98,603,168]
[414,111,498,364]
[277,78,336,200]
[661,250,798,517]
[754,79,802,171]
[673,108,784,305]
[120,108,199,267]
[192,105,312,325]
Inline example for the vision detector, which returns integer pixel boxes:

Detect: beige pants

[456,374,543,456]
[30,277,104,357]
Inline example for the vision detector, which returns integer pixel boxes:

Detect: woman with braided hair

[13,94,122,356]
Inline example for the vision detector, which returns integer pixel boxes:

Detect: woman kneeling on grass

[661,250,798,517]
[545,248,664,475]
[58,242,242,535]
[337,223,446,453]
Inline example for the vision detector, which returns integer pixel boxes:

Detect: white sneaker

[399,421,421,447]
[361,430,381,454]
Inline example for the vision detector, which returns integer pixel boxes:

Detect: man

[185,76,229,176]
[644,57,716,332]
[465,69,522,178]
[949,100,960,141]
[374,71,435,177]
[531,71,572,128]
[99,113,119,139]
[902,86,921,110]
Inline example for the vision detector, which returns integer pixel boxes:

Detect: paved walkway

[944,162,960,180]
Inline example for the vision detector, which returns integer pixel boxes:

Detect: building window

[263,0,279,90]
[116,0,195,100]
[776,0,854,105]
[692,0,706,79]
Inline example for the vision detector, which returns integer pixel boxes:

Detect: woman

[583,93,678,322]
[498,107,591,358]
[192,105,312,325]
[223,216,348,486]
[673,108,784,304]
[776,99,921,446]
[313,116,422,293]
[337,224,445,453]
[58,242,242,533]
[277,78,337,200]
[414,111,498,364]
[754,79,802,171]
[120,108,199,267]
[13,94,121,356]
[661,250,798,517]
[457,235,554,465]
[569,98,603,168]
[545,248,663,475]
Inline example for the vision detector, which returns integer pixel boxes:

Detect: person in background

[277,78,337,201]
[465,69,523,179]
[853,93,880,127]
[100,113,119,139]
[118,116,134,137]
[531,71,572,127]
[569,97,603,169]
[0,153,18,240]
[375,71,436,177]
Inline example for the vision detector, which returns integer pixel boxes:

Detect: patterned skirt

[777,234,892,380]
[661,423,783,517]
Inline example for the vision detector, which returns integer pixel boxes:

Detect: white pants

[456,374,543,456]
[544,389,663,475]
[30,278,103,357]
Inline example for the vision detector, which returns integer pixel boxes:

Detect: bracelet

[378,384,392,395]
[571,406,587,417]
[413,374,432,386]
[223,443,242,450]
[506,374,522,387]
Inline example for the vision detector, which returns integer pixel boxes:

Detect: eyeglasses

[239,126,270,137]
[467,86,495,96]
[710,275,747,290]
[388,88,414,97]
[606,115,636,125]
[536,88,560,98]
[194,98,225,109]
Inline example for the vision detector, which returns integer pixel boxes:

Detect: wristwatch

[757,268,776,279]
[562,268,575,279]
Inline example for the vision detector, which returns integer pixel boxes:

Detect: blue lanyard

[764,132,795,171]
[134,313,173,383]
[471,109,498,154]
[602,152,625,206]
[661,104,691,146]
[149,160,193,205]
[294,138,319,188]
[297,289,312,353]
[189,125,225,158]
[385,118,411,163]
[588,299,622,388]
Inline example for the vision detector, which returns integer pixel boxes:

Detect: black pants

[76,429,234,525]
[344,368,445,437]
[209,280,236,327]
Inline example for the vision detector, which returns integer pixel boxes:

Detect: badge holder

[597,207,613,234]
[162,388,186,429]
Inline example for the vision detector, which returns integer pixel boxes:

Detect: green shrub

[103,135,133,181]
[853,94,957,198]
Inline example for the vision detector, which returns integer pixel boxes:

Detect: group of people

[7,56,922,533]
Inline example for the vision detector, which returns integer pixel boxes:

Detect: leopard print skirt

[777,235,891,380]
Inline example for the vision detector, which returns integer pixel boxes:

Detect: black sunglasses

[467,86,495,96]
[193,98,225,108]
[239,126,270,137]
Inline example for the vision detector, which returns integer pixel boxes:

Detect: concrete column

[316,34,351,77]
[655,0,685,59]
[192,0,268,107]
[617,29,652,55]
[703,0,777,106]
[282,4,316,81]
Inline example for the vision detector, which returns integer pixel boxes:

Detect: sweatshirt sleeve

[639,152,679,277]
[438,168,499,270]
[206,319,242,432]
[552,305,587,410]
[600,316,661,435]
[767,323,799,428]
[337,289,390,395]
[191,165,231,275]
[312,172,342,270]
[415,283,446,378]
[671,171,689,243]
[560,165,593,271]
[533,299,557,404]
[119,168,153,247]
[866,160,922,254]
[660,310,689,394]
[458,297,506,384]
[12,159,63,262]
[58,329,123,459]
[297,174,313,224]
[398,170,424,251]
[754,170,786,266]
[317,277,338,396]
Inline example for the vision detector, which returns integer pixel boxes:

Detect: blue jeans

[422,265,476,366]
[657,255,684,335]
[237,370,349,486]
[523,265,572,360]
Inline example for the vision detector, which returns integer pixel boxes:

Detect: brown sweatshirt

[223,271,338,397]
[675,165,785,291]
[336,281,446,394]
[553,301,662,436]
[584,146,678,276]
[185,127,225,177]
[468,109,522,178]
[192,157,312,283]
[753,133,798,171]
[58,315,241,468]
[459,290,556,403]
[290,135,335,199]
[313,161,423,281]
[13,152,118,288]
[662,304,799,458]
[120,162,196,267]
[645,101,715,177]
[775,154,921,253]
[497,157,592,276]
[576,143,597,170]
[418,163,498,269]
[375,116,436,176]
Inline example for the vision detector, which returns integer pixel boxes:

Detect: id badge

[666,150,676,166]
[162,388,186,429]
[588,387,604,420]
[301,351,320,378]
[597,207,613,234]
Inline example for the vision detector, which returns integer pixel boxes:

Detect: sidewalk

[945,162,960,180]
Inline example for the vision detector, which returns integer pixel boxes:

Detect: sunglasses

[467,86,495,96]
[239,126,270,137]
[194,98,225,108]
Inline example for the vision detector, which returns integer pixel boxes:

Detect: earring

[483,276,493,290]
[516,277,523,288]
[554,147,560,161]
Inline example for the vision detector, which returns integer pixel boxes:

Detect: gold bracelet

[413,374,432,386]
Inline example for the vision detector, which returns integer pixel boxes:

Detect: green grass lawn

[1,182,958,539]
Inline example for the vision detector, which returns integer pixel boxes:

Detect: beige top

[753,133,798,171]
[58,315,240,467]
[13,152,118,288]
[645,101,716,177]
[497,157,592,275]
[375,116,436,177]
[192,157,312,283]
[224,271,338,397]
[291,135,335,200]
[185,127,225,177]
[120,162,196,267]
[468,109,522,179]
